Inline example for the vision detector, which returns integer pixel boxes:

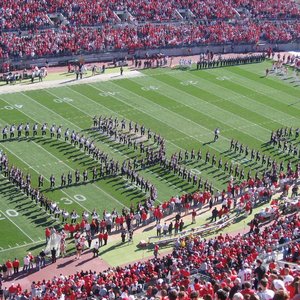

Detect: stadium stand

[0,0,300,60]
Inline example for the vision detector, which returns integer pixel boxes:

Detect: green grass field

[0,61,299,265]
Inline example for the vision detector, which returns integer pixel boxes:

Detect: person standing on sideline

[45,227,51,244]
[192,209,197,224]
[51,247,57,263]
[93,241,100,258]
[40,249,46,267]
[120,66,123,76]
[154,244,159,259]
[23,255,30,272]
[12,258,19,274]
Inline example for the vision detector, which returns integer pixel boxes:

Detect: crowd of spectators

[0,0,300,60]
[1,210,299,299]
[1,0,300,30]
[0,19,300,60]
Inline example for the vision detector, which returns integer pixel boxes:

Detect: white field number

[141,86,159,91]
[216,76,231,81]
[53,97,73,103]
[180,80,198,86]
[0,104,23,110]
[0,209,19,220]
[191,169,201,175]
[99,91,119,97]
[60,194,87,205]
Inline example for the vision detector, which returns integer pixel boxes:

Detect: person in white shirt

[156,223,162,236]
[23,255,30,272]
[258,278,274,300]
[238,263,252,286]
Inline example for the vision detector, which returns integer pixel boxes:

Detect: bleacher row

[1,0,300,29]
[0,0,300,60]
[0,21,300,60]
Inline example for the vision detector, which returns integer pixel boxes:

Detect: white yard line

[0,210,34,242]
[0,240,42,253]
[131,75,269,141]
[184,70,298,127]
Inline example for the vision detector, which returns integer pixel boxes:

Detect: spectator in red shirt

[12,258,20,274]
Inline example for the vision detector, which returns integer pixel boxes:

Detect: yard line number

[60,194,87,205]
[0,209,19,220]
[53,97,74,103]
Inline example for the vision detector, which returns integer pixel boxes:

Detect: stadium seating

[1,20,300,60]
[0,0,300,60]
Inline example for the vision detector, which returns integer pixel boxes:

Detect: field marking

[110,80,232,143]
[0,240,42,253]
[132,76,268,142]
[90,82,225,155]
[184,70,299,127]
[226,68,300,108]
[0,210,34,242]
[146,68,299,129]
[18,92,82,132]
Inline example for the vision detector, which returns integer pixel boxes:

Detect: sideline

[0,70,144,95]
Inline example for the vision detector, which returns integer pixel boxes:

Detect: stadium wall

[3,41,300,69]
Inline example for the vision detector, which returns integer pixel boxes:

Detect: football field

[0,61,299,265]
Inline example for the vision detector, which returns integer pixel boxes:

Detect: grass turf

[0,60,299,264]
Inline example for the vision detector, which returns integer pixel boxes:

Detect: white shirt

[23,256,30,266]
[238,268,252,284]
[258,289,274,300]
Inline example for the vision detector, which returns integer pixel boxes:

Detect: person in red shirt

[98,232,104,246]
[6,259,13,277]
[192,209,197,224]
[154,244,159,258]
[241,282,255,297]
[103,231,108,245]
[12,258,20,274]
[45,227,51,243]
